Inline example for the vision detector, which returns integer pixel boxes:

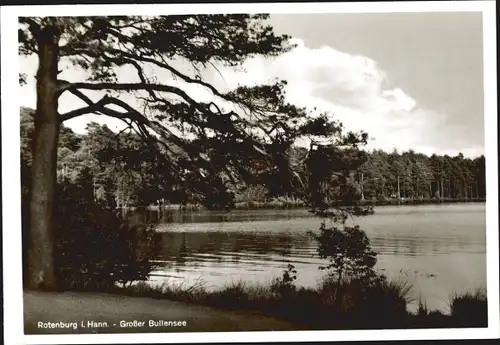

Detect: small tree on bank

[309,223,378,285]
[305,137,383,308]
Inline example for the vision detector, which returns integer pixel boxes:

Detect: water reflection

[128,204,486,313]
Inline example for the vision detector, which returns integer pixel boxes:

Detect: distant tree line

[356,149,485,201]
[21,106,486,209]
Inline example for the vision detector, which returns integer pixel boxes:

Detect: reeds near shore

[448,288,488,327]
[114,279,487,330]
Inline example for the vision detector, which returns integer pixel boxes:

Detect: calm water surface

[132,203,486,313]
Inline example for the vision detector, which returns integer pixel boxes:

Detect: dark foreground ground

[24,290,295,334]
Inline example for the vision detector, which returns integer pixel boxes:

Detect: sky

[19,11,485,158]
[266,12,485,157]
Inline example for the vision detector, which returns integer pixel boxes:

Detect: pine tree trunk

[416,176,419,199]
[397,175,401,204]
[440,176,444,199]
[360,172,365,200]
[27,25,60,290]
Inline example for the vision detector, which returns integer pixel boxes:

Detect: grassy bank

[112,279,487,330]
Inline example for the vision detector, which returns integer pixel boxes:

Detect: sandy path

[24,290,296,334]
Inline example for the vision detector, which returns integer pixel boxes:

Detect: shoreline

[119,198,486,212]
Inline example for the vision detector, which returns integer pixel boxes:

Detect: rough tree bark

[27,25,61,290]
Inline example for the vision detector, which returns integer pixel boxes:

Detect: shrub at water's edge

[449,288,488,327]
[22,169,162,292]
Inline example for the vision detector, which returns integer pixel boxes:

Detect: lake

[130,203,487,314]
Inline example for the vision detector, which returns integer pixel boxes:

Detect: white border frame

[2,1,498,344]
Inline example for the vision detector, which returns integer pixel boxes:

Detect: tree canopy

[19,15,366,207]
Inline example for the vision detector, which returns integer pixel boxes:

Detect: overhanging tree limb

[59,91,214,181]
[58,78,276,155]
[58,81,209,113]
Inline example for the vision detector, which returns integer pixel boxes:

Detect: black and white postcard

[2,1,498,344]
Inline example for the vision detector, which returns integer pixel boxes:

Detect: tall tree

[472,155,486,198]
[19,15,358,289]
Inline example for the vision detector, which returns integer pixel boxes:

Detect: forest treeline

[21,106,486,210]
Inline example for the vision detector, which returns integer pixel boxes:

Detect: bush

[309,222,378,285]
[208,281,250,308]
[270,263,298,299]
[449,288,488,327]
[355,278,412,325]
[53,171,161,291]
[315,275,411,327]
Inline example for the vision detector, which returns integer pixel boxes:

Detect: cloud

[207,38,482,157]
